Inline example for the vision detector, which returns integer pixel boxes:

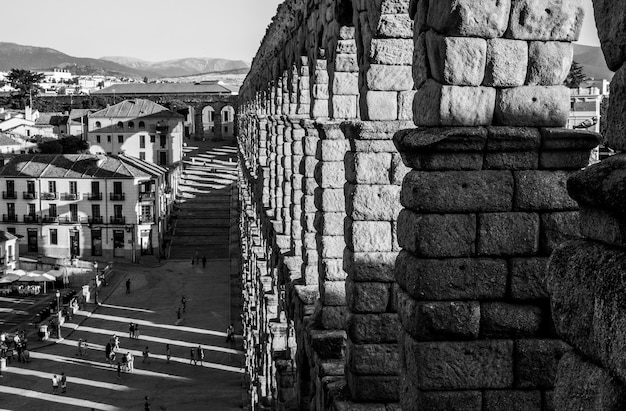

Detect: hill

[573,43,614,81]
[100,56,249,78]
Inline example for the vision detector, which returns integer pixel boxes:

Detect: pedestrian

[117,361,121,379]
[202,256,207,268]
[77,339,84,356]
[142,346,150,363]
[113,334,120,351]
[176,306,181,320]
[129,322,134,339]
[145,396,151,411]
[197,345,204,366]
[226,323,235,342]
[52,374,59,394]
[126,278,131,294]
[166,344,171,363]
[105,342,112,363]
[135,323,140,339]
[190,348,196,365]
[60,372,67,393]
[191,256,195,265]
[181,296,187,313]
[127,352,134,373]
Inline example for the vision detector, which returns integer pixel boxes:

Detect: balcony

[139,191,156,200]
[88,216,104,224]
[2,214,18,223]
[23,191,37,200]
[58,216,85,224]
[41,192,58,200]
[23,214,40,223]
[138,215,155,224]
[110,193,125,201]
[61,192,80,201]
[86,192,102,201]
[2,191,17,199]
[42,215,59,223]
[110,216,126,225]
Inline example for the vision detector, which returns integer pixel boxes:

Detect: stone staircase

[168,142,238,260]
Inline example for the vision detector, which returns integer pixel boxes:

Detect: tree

[6,68,45,108]
[38,136,88,154]
[564,61,587,88]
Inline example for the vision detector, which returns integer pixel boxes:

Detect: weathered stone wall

[545,1,626,409]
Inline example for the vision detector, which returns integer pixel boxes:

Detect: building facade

[0,231,19,275]
[0,154,169,262]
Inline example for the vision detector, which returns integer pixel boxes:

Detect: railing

[61,193,80,201]
[2,214,18,222]
[58,216,85,224]
[41,192,57,200]
[110,216,126,224]
[86,192,102,201]
[88,216,104,224]
[23,191,37,200]
[110,193,125,201]
[23,214,40,223]
[42,215,59,223]
[139,191,156,200]
[138,215,155,224]
[2,191,17,199]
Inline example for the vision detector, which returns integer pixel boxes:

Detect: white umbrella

[0,273,20,284]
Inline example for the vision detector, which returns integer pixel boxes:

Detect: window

[139,152,146,161]
[140,135,145,148]
[96,135,101,143]
[150,135,155,143]
[69,181,77,194]
[107,135,111,143]
[49,204,57,218]
[114,205,123,218]
[28,204,35,216]
[139,121,145,129]
[70,204,78,221]
[128,121,135,129]
[92,204,100,217]
[48,181,56,193]
[117,121,123,129]
[50,229,58,245]
[223,111,229,122]
[95,121,101,128]
[27,180,35,194]
[113,181,122,194]
[7,203,15,217]
[225,126,228,133]
[118,135,124,143]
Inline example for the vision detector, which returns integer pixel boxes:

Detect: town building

[68,109,94,138]
[0,154,170,262]
[0,230,18,275]
[568,79,611,162]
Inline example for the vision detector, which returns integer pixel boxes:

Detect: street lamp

[55,290,62,340]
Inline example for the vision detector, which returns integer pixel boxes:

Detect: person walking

[226,323,235,342]
[77,339,84,356]
[202,256,207,268]
[166,344,171,363]
[60,372,67,393]
[142,346,150,363]
[144,396,151,411]
[105,342,112,364]
[197,345,204,366]
[127,352,134,373]
[176,306,181,320]
[116,361,121,379]
[129,323,134,339]
[125,279,131,294]
[52,374,59,394]
[113,334,120,351]
[135,323,140,339]
[190,348,196,365]
[181,296,187,313]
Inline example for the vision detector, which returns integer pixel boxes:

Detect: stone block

[346,372,399,402]
[319,305,349,330]
[344,251,398,282]
[315,161,345,189]
[332,95,358,119]
[592,0,626,71]
[539,150,594,170]
[346,279,391,313]
[515,339,572,388]
[480,303,544,338]
[397,289,480,340]
[427,0,511,38]
[333,72,359,95]
[606,67,626,151]
[364,91,398,121]
[398,90,416,121]
[510,257,549,300]
[507,0,584,41]
[347,221,393,253]
[320,235,345,259]
[321,280,347,306]
[322,258,347,281]
[347,313,401,343]
[337,39,357,54]
[312,99,330,119]
[366,64,413,91]
[348,185,401,221]
[391,153,410,185]
[494,86,570,127]
[350,152,393,185]
[316,188,345,212]
[377,14,413,38]
[413,31,429,89]
[401,170,514,213]
[484,38,528,87]
[566,154,626,213]
[580,207,626,249]
[397,210,476,257]
[395,251,507,300]
[554,351,626,410]
[425,30,487,86]
[540,212,581,255]
[319,139,349,162]
[310,329,346,359]
[539,127,600,150]
[513,170,577,211]
[315,212,344,236]
[477,212,540,256]
[347,342,399,375]
[335,54,359,73]
[483,391,542,411]
[370,38,413,65]
[484,151,539,170]
[404,336,514,389]
[417,390,483,411]
[414,80,495,126]
[527,41,573,85]
[313,83,330,99]
[304,137,319,157]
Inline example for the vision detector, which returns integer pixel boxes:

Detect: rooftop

[92,81,237,96]
[89,99,184,119]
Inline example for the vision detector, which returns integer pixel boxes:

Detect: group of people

[191,253,207,268]
[1,331,30,363]
[189,345,205,365]
[51,373,67,394]
[129,322,140,339]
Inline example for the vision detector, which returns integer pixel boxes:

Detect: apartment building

[0,154,169,262]
[0,231,18,275]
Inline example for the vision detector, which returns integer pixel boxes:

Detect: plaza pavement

[0,139,245,410]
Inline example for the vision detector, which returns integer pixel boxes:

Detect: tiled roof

[0,154,165,179]
[92,82,237,95]
[69,109,95,124]
[35,113,68,126]
[0,230,17,242]
[0,133,20,146]
[90,99,183,119]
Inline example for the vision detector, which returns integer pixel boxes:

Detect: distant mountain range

[0,42,250,79]
[0,41,613,83]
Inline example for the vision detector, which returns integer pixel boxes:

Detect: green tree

[6,68,45,108]
[38,136,88,154]
[565,61,587,88]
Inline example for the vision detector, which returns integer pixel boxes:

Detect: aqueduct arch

[236,0,619,409]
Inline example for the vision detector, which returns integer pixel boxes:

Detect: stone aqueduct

[234,0,626,410]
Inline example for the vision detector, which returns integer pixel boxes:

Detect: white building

[0,154,170,262]
[0,231,19,275]
[568,79,611,162]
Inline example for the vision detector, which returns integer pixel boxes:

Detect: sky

[0,0,601,64]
